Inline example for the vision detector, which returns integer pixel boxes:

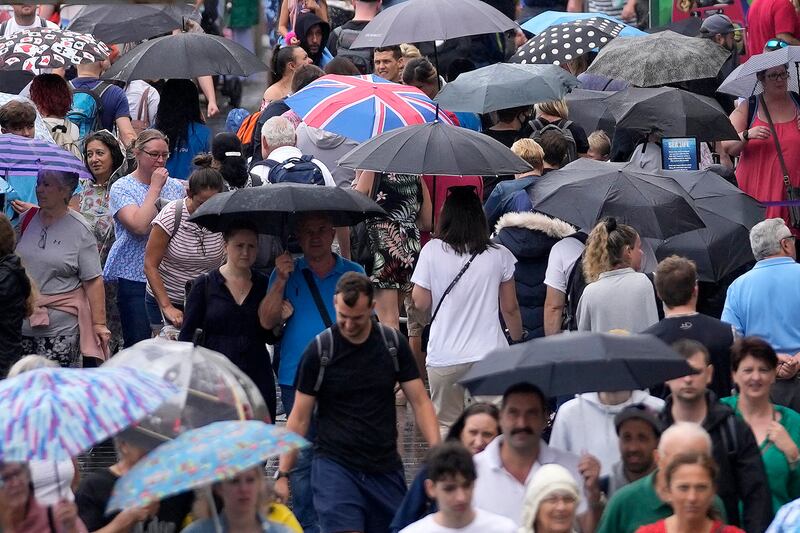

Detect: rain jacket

[0,253,31,377]
[660,392,773,533]
[493,212,575,338]
[294,123,358,188]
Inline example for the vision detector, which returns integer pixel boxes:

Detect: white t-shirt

[1,16,59,37]
[399,509,517,533]
[411,240,516,367]
[543,236,586,293]
[126,80,161,128]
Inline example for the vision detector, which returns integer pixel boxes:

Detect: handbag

[421,251,479,352]
[759,94,800,229]
[351,173,383,275]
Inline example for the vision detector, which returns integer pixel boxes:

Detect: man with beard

[472,382,603,530]
[698,14,739,113]
[601,405,662,497]
[294,11,332,68]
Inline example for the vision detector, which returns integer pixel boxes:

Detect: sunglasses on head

[765,39,790,51]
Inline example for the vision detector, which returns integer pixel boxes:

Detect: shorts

[403,291,429,338]
[311,456,406,533]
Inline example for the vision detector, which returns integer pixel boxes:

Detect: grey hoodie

[294,123,359,188]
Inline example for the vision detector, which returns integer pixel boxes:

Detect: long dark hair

[211,132,248,188]
[445,403,501,442]
[437,186,494,255]
[82,130,125,178]
[154,79,205,154]
[270,44,299,84]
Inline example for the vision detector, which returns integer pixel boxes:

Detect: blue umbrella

[521,11,647,37]
[107,420,308,512]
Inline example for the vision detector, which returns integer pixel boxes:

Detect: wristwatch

[273,470,289,480]
[742,129,750,141]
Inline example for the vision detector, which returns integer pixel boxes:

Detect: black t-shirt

[644,313,735,399]
[75,468,193,531]
[327,20,370,57]
[483,128,524,148]
[295,323,419,473]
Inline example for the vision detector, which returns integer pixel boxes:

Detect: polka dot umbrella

[510,17,624,67]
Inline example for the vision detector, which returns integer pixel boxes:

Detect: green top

[721,395,800,513]
[597,471,727,533]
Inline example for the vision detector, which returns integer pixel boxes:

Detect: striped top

[586,2,636,24]
[145,198,225,306]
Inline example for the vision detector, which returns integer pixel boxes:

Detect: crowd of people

[3,0,800,532]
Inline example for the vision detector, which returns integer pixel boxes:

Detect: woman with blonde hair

[519,464,580,533]
[576,217,658,333]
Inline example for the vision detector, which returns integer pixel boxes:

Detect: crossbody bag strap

[137,87,151,122]
[759,94,794,195]
[302,268,333,328]
[429,251,480,325]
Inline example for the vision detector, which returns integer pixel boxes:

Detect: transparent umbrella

[103,339,268,448]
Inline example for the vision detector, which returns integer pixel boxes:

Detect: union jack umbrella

[0,28,109,71]
[285,74,454,143]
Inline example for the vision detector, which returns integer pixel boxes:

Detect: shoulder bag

[421,251,479,352]
[759,93,800,229]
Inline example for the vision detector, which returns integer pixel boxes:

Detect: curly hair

[582,217,639,283]
[153,79,204,154]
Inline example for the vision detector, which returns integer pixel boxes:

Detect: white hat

[518,464,581,533]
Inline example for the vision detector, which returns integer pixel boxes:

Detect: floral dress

[78,178,123,355]
[367,173,423,291]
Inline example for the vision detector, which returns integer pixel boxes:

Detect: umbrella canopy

[338,121,533,176]
[101,32,267,82]
[510,18,624,66]
[0,367,177,462]
[434,63,579,113]
[188,183,387,234]
[718,46,800,97]
[521,11,647,37]
[530,158,705,239]
[349,0,518,49]
[0,28,109,71]
[646,16,702,37]
[284,74,452,143]
[107,420,308,513]
[564,88,617,136]
[0,133,91,179]
[103,339,270,444]
[67,3,199,44]
[586,30,731,87]
[459,332,695,397]
[605,87,739,141]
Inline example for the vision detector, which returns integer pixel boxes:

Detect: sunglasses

[765,39,790,51]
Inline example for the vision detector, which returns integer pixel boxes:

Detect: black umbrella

[349,0,518,49]
[530,158,705,239]
[337,121,533,176]
[101,32,267,82]
[605,87,739,141]
[646,16,702,37]
[188,183,386,234]
[67,4,199,44]
[564,88,617,137]
[510,18,624,66]
[459,332,695,397]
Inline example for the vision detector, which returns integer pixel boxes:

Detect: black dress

[179,268,277,421]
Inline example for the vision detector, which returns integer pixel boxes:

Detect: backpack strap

[136,87,151,122]
[0,22,7,36]
[644,271,665,321]
[20,207,39,236]
[263,159,280,169]
[377,322,400,373]
[299,154,315,164]
[302,268,333,328]
[313,328,334,393]
[746,95,758,129]
[169,199,183,242]
[39,18,47,28]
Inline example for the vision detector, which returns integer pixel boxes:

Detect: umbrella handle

[205,487,224,533]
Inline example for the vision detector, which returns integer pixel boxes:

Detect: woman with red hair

[29,73,81,158]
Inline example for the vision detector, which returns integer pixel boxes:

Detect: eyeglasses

[765,39,790,51]
[141,149,170,161]
[782,235,797,244]
[766,70,790,81]
[38,226,47,249]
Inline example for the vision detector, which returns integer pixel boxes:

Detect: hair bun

[605,217,617,232]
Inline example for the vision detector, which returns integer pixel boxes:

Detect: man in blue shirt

[722,218,800,409]
[262,211,363,533]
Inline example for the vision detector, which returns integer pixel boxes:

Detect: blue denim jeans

[116,279,151,348]
[281,384,319,533]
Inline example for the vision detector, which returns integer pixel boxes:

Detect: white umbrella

[718,46,800,96]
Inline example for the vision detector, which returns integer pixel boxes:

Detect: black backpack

[332,26,373,75]
[530,118,578,166]
[562,232,590,331]
[251,155,326,186]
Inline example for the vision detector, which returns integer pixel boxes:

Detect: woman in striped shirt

[144,168,226,332]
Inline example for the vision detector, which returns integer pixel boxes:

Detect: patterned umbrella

[718,46,800,97]
[521,11,647,37]
[510,18,624,67]
[0,367,178,462]
[285,74,453,142]
[107,420,308,512]
[0,28,109,71]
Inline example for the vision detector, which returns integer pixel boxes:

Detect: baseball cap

[700,14,735,36]
[614,404,664,437]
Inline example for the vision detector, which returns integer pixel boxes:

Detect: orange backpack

[236,112,261,158]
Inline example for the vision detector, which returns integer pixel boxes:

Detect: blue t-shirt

[104,174,185,283]
[165,122,213,180]
[268,254,364,386]
[70,77,131,132]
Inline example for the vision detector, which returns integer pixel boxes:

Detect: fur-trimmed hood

[494,211,576,238]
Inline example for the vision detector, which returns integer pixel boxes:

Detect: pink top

[13,499,88,533]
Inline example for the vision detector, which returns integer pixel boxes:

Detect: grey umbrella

[337,121,533,176]
[459,332,695,397]
[564,88,617,136]
[586,30,730,87]
[349,0,518,49]
[434,63,579,113]
[67,4,199,44]
[605,87,739,141]
[101,32,267,82]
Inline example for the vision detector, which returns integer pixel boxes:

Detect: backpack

[530,118,578,166]
[44,117,82,160]
[236,112,261,159]
[332,26,373,75]
[254,155,325,185]
[66,81,112,143]
[312,321,400,393]
[562,232,589,331]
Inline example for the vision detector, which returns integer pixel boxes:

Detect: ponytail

[582,217,639,283]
